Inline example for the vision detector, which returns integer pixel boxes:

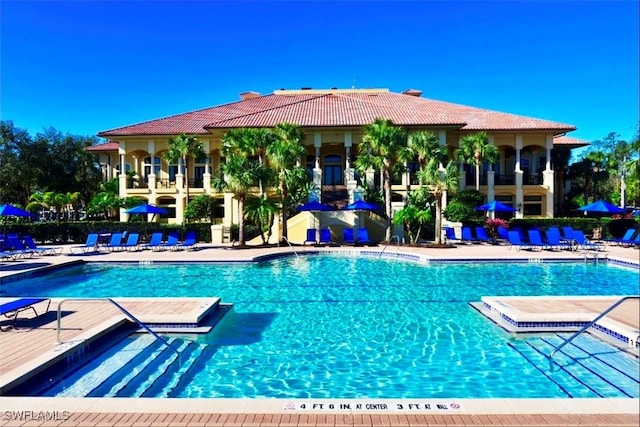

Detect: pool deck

[0,242,639,426]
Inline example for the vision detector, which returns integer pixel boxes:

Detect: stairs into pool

[40,335,210,398]
[508,333,639,398]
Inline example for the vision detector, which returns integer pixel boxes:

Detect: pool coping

[0,244,639,424]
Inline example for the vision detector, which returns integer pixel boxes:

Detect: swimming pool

[4,255,639,399]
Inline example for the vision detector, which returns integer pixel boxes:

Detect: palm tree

[245,195,279,244]
[267,122,306,241]
[162,133,204,203]
[408,131,445,184]
[456,132,500,191]
[355,118,412,241]
[212,153,257,246]
[417,157,459,245]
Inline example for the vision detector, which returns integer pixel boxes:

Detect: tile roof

[552,136,590,147]
[85,141,119,151]
[98,89,576,137]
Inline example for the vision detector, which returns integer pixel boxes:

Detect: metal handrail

[56,298,181,363]
[279,236,300,259]
[378,235,401,258]
[548,296,638,370]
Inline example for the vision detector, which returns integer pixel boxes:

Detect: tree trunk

[384,168,392,241]
[281,183,288,240]
[434,191,442,245]
[475,158,480,191]
[238,195,245,246]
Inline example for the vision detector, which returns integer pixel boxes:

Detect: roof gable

[98,89,576,137]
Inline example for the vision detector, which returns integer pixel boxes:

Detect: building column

[146,140,156,194]
[201,139,211,193]
[118,151,128,222]
[175,158,185,225]
[515,135,524,219]
[313,133,322,200]
[457,136,466,191]
[487,135,496,202]
[344,132,358,202]
[543,135,555,217]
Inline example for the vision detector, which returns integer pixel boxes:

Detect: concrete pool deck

[0,242,638,426]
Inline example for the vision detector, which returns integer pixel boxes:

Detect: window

[323,154,343,185]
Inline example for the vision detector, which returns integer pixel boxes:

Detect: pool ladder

[378,235,401,258]
[548,296,639,370]
[56,298,181,364]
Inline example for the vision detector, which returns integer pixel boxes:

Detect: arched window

[143,156,161,182]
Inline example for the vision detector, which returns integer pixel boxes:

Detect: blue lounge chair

[164,231,180,250]
[544,228,572,251]
[572,230,605,251]
[120,232,141,251]
[507,230,531,251]
[475,227,493,243]
[318,228,335,246]
[343,228,356,245]
[603,228,637,246]
[496,226,510,243]
[0,251,17,261]
[0,298,51,331]
[23,235,63,256]
[175,230,197,251]
[562,226,576,241]
[4,237,36,258]
[69,233,100,254]
[461,226,479,243]
[104,232,124,252]
[304,229,317,245]
[144,232,165,251]
[444,227,460,244]
[526,229,548,250]
[357,228,371,245]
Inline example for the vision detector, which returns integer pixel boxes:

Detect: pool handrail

[548,295,639,370]
[56,298,181,363]
[378,235,401,258]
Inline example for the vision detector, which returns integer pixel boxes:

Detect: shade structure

[0,204,33,217]
[577,200,624,215]
[475,200,517,212]
[343,200,382,211]
[296,200,333,212]
[125,203,168,215]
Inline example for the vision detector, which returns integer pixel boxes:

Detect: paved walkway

[0,242,638,426]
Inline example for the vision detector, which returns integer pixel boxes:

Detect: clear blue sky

[1,0,638,145]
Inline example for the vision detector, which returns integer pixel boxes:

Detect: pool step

[48,335,158,397]
[139,340,208,397]
[508,333,639,398]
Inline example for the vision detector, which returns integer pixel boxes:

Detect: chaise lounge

[0,298,51,331]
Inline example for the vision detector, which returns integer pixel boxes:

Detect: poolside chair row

[144,231,198,251]
[444,226,496,244]
[303,228,371,246]
[0,235,63,259]
[507,227,606,252]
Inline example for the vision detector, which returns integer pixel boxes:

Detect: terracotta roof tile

[85,141,119,151]
[98,89,576,137]
[553,136,590,147]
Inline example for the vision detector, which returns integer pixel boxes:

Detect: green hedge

[3,221,214,244]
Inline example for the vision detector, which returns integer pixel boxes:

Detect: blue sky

[1,0,638,146]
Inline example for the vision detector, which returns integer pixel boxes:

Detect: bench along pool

[3,255,639,398]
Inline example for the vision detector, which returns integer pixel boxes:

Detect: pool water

[5,255,639,399]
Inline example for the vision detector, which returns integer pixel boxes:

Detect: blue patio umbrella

[343,200,382,230]
[577,200,624,215]
[125,203,168,215]
[0,204,34,217]
[475,200,517,212]
[297,200,332,230]
[343,200,382,212]
[296,200,333,212]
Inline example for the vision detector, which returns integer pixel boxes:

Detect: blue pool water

[4,255,639,399]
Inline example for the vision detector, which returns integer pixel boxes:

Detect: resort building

[93,88,587,242]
